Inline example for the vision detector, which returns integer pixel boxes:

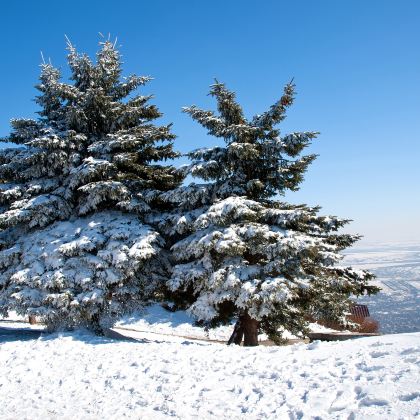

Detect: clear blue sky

[1,0,419,243]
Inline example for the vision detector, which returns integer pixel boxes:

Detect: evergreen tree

[157,80,378,346]
[0,38,182,333]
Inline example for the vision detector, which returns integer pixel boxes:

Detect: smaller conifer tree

[158,80,378,346]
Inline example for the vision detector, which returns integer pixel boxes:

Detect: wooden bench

[350,304,370,319]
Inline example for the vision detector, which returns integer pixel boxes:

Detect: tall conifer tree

[157,81,377,346]
[0,38,182,333]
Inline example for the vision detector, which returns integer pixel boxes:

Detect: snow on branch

[0,212,164,329]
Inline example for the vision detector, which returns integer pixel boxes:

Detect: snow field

[1,331,419,419]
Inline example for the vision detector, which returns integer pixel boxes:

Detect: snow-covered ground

[344,241,420,334]
[1,240,419,419]
[116,304,235,341]
[115,303,341,343]
[1,329,419,419]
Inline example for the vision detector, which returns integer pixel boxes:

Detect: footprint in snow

[328,390,345,412]
[369,351,389,358]
[403,356,419,364]
[358,397,389,407]
[398,392,420,402]
[400,347,419,355]
[312,358,328,363]
[355,362,385,372]
[354,385,366,398]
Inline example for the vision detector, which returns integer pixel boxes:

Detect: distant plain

[344,242,420,333]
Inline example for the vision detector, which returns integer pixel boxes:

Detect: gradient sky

[1,0,419,243]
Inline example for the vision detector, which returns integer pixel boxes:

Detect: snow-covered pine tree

[158,80,378,346]
[0,38,182,333]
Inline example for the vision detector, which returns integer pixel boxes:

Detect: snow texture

[0,328,419,419]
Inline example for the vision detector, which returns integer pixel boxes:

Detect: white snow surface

[116,304,235,341]
[0,329,419,419]
[115,303,337,342]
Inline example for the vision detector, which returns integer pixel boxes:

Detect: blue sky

[1,0,419,243]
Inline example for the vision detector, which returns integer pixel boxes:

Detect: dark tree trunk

[90,313,105,336]
[242,312,259,347]
[227,312,259,346]
[227,319,244,345]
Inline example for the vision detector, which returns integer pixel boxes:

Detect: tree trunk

[242,312,259,347]
[227,319,244,345]
[90,313,105,336]
[227,312,259,346]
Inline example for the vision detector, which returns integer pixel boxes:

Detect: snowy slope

[1,330,419,419]
[116,304,236,341]
[115,304,339,342]
[344,241,420,333]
